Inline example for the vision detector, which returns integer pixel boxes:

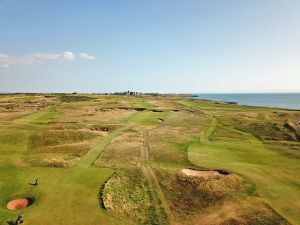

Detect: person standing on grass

[15,212,23,224]
[34,178,39,186]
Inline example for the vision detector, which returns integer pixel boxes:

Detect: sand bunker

[182,169,223,177]
[7,198,29,210]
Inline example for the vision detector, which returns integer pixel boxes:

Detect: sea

[192,93,300,110]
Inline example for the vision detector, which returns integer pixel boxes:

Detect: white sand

[182,169,221,177]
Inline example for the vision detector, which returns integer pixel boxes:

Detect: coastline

[188,93,300,111]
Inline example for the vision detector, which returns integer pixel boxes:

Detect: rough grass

[217,111,300,142]
[58,95,95,102]
[58,105,136,124]
[186,106,300,224]
[101,170,158,225]
[211,125,247,141]
[148,110,207,169]
[29,130,102,148]
[156,169,289,225]
[157,170,240,212]
[28,153,81,167]
[95,128,143,168]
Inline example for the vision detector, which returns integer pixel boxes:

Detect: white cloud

[34,53,61,60]
[79,53,96,60]
[0,53,10,68]
[63,51,75,60]
[0,51,76,68]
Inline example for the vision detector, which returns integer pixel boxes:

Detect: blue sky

[0,0,299,93]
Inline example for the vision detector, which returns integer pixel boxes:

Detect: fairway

[2,1,300,224]
[0,94,299,225]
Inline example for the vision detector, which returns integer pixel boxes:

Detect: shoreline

[188,97,300,112]
[189,94,300,111]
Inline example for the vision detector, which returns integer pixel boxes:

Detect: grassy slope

[182,100,300,225]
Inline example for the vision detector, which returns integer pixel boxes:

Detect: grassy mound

[156,169,289,225]
[59,95,95,102]
[218,112,300,142]
[101,170,158,225]
[157,170,240,213]
[30,130,101,147]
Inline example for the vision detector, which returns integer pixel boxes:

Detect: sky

[0,0,300,93]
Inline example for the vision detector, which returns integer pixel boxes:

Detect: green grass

[128,110,170,125]
[188,113,300,224]
[77,126,130,168]
[101,170,157,225]
[15,109,62,124]
[58,95,95,103]
[0,94,299,225]
[0,167,121,225]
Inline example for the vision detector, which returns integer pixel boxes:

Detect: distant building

[113,91,142,96]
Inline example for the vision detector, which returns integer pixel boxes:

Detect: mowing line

[141,129,174,225]
[200,114,217,143]
[76,126,130,168]
[76,111,143,168]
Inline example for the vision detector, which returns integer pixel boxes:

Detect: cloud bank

[0,51,95,68]
[79,53,96,60]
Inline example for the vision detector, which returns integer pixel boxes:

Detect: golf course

[0,94,299,225]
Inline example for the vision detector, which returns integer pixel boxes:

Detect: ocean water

[193,93,300,110]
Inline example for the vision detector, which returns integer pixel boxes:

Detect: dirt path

[141,129,173,225]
